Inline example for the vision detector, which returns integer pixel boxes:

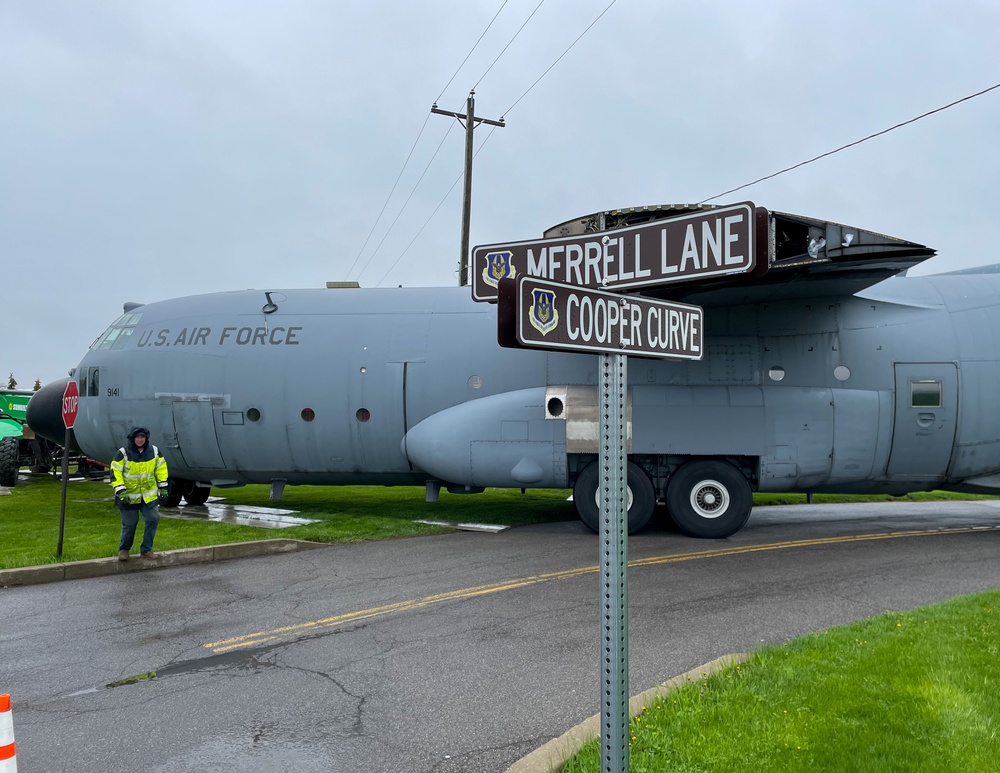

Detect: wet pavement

[164,498,320,529]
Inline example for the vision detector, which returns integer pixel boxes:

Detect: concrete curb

[0,539,328,588]
[504,653,749,773]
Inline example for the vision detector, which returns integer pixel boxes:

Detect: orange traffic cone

[0,694,15,773]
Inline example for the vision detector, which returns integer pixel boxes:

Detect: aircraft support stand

[599,351,629,773]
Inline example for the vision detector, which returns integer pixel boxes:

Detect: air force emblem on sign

[482,250,516,288]
[529,288,558,335]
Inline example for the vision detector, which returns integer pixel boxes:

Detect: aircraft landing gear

[162,478,212,507]
[572,460,656,535]
[162,478,185,507]
[184,484,211,505]
[665,460,752,539]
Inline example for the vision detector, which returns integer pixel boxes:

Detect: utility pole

[432,91,505,286]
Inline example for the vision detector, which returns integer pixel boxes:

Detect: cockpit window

[91,313,142,351]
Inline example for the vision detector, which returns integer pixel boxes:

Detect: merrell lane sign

[473,202,762,302]
[498,277,704,360]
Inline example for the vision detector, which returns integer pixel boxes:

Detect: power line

[375,125,502,287]
[699,81,1000,204]
[375,169,465,287]
[436,0,510,104]
[345,111,432,280]
[374,2,620,286]
[348,2,512,282]
[474,0,547,91]
[381,123,502,286]
[354,121,458,284]
[502,0,617,116]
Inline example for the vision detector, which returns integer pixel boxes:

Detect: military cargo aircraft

[27,204,1000,538]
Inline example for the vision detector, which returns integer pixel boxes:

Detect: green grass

[754,490,1000,506]
[562,590,1000,773]
[0,474,575,569]
[2,474,997,570]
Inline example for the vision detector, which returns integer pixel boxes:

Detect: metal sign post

[488,209,731,773]
[599,350,629,773]
[57,380,79,557]
[58,430,69,557]
[496,274,703,773]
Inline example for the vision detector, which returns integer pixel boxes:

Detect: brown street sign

[498,276,704,360]
[473,202,764,302]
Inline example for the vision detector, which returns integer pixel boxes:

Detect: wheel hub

[691,480,729,519]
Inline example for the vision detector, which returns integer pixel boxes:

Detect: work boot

[139,552,158,560]
[118,550,130,562]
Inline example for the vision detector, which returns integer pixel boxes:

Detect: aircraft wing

[545,204,936,308]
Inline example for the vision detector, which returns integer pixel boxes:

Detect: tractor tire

[0,437,19,487]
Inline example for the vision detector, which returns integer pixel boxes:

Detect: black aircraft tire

[0,437,18,487]
[183,485,211,506]
[666,460,752,539]
[162,478,187,508]
[572,461,656,535]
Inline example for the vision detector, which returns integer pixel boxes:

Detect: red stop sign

[62,380,80,429]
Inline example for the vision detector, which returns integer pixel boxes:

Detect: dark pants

[119,501,160,554]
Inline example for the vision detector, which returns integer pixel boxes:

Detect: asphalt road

[3,500,1000,772]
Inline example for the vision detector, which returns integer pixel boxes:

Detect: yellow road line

[204,525,998,653]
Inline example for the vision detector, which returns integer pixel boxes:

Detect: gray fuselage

[65,271,1000,500]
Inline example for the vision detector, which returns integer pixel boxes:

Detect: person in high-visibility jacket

[111,426,169,561]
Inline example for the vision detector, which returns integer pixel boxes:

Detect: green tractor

[0,389,64,487]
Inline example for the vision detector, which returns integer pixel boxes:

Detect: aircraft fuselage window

[301,408,315,422]
[768,366,785,382]
[247,408,261,422]
[910,380,942,408]
[80,367,101,396]
[356,408,370,422]
[833,365,851,381]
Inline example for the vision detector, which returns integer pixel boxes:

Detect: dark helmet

[127,426,150,441]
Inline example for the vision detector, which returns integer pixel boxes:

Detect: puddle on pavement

[162,498,320,529]
[5,477,318,528]
[413,519,509,533]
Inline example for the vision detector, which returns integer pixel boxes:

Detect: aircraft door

[886,363,957,480]
[351,362,408,472]
[170,399,226,470]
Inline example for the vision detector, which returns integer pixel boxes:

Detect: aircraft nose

[26,377,82,451]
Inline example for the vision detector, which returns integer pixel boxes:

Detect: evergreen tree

[33,379,42,391]
[6,373,15,389]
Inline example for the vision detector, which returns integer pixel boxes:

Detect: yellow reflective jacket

[110,444,169,505]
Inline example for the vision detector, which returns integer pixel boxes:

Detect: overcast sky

[4,1,999,387]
